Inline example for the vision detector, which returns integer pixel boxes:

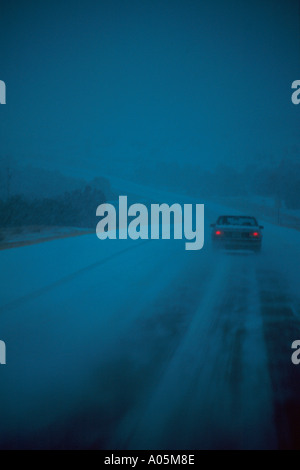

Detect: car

[211,215,263,252]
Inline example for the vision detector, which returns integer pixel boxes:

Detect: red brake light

[252,232,259,237]
[215,230,223,236]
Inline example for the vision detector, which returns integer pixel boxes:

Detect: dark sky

[0,0,299,177]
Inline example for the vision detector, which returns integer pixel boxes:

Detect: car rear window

[217,216,257,226]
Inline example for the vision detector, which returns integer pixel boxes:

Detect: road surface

[0,187,300,449]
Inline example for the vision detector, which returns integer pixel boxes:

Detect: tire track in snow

[123,253,276,450]
[257,268,300,449]
[117,254,231,449]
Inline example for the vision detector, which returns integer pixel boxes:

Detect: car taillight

[251,232,260,237]
[215,230,223,236]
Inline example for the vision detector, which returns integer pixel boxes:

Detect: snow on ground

[0,182,300,449]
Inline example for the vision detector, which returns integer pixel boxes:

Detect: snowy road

[0,191,300,449]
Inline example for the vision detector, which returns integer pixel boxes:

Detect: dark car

[211,215,263,252]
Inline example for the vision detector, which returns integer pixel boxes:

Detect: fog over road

[0,185,300,449]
